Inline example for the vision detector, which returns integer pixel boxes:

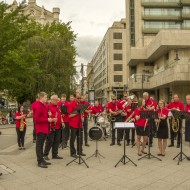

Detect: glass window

[113,33,122,39]
[114,75,123,82]
[144,8,180,16]
[114,64,123,71]
[113,43,122,50]
[183,7,190,14]
[144,21,181,29]
[113,54,123,60]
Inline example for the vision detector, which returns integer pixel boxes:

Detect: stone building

[126,0,190,102]
[11,0,60,25]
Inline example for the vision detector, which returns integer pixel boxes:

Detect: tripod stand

[114,122,137,167]
[87,140,105,162]
[66,104,89,168]
[138,111,161,161]
[173,111,189,165]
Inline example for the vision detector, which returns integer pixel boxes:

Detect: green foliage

[0,2,77,103]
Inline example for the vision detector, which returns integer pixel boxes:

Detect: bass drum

[89,126,103,141]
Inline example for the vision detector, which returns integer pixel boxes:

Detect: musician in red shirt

[134,98,148,156]
[108,95,122,146]
[155,100,169,156]
[185,95,190,160]
[168,94,184,148]
[124,98,135,146]
[43,95,63,160]
[58,94,70,148]
[34,92,56,168]
[80,95,91,146]
[143,92,157,147]
[91,100,104,124]
[69,93,86,158]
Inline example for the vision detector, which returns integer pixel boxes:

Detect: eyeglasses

[76,98,81,100]
[112,99,116,100]
[124,96,127,97]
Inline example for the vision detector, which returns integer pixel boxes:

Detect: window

[144,62,154,66]
[113,32,122,39]
[114,64,123,71]
[113,54,123,60]
[114,75,123,82]
[113,43,122,50]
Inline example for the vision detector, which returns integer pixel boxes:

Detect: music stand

[87,127,105,162]
[66,104,89,168]
[138,110,162,161]
[172,111,190,165]
[114,122,137,167]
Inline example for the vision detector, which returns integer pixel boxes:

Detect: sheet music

[114,122,135,129]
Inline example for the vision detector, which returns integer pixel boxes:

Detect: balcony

[143,28,160,34]
[182,12,190,19]
[182,0,190,6]
[128,74,152,90]
[142,0,182,8]
[149,63,190,88]
[143,15,181,21]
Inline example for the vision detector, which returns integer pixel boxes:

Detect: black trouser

[82,117,88,144]
[44,128,61,157]
[62,122,70,146]
[111,116,123,144]
[70,127,83,155]
[36,133,47,164]
[16,128,26,147]
[125,128,135,144]
[170,118,182,145]
[119,116,126,140]
[33,119,36,141]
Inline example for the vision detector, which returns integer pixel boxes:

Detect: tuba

[171,117,179,133]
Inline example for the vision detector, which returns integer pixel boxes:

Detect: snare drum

[89,126,103,140]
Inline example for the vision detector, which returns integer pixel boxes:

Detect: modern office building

[126,0,190,102]
[89,19,128,103]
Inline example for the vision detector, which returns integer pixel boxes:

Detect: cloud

[75,35,102,64]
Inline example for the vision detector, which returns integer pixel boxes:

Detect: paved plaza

[0,120,190,190]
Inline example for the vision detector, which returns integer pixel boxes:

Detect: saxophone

[20,112,25,132]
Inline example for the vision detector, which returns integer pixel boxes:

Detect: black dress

[157,119,168,139]
[185,119,190,142]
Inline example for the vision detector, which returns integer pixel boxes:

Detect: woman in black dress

[155,100,168,156]
[185,95,190,161]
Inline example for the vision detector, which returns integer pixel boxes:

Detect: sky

[5,0,125,71]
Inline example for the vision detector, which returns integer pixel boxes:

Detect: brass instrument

[20,112,25,132]
[171,117,179,133]
[125,112,134,123]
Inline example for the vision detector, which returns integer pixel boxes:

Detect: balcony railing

[142,0,181,8]
[181,0,190,5]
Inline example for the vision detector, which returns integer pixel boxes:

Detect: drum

[89,126,103,140]
[97,116,105,124]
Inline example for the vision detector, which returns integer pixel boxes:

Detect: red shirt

[68,100,82,128]
[33,101,49,134]
[91,105,104,115]
[58,101,70,123]
[124,105,134,121]
[31,101,39,118]
[145,98,157,110]
[169,101,184,111]
[80,101,90,118]
[134,108,148,127]
[186,104,190,112]
[108,102,117,112]
[158,108,168,118]
[15,112,26,129]
[49,103,62,130]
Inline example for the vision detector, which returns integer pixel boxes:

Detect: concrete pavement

[0,120,190,190]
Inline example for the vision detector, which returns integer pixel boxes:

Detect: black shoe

[78,152,86,156]
[63,144,67,148]
[38,162,48,168]
[149,144,153,147]
[52,155,63,159]
[43,161,51,165]
[71,154,78,158]
[110,143,115,146]
[168,144,174,147]
[177,144,180,148]
[44,156,50,161]
[117,142,121,146]
[126,142,130,146]
[187,157,190,161]
[85,143,90,147]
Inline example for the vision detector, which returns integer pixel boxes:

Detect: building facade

[90,19,128,103]
[126,0,190,102]
[11,0,60,25]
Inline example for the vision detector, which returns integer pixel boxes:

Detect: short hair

[186,94,190,98]
[61,94,66,98]
[51,94,58,100]
[143,92,149,97]
[111,95,116,99]
[158,99,165,107]
[38,92,48,99]
[173,94,179,98]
